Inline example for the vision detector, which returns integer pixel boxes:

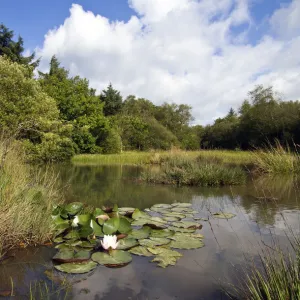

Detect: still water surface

[1,165,300,299]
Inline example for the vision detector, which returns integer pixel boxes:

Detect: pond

[1,164,300,299]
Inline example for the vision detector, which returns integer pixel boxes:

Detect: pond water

[1,165,300,299]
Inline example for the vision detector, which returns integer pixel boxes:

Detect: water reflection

[1,165,300,299]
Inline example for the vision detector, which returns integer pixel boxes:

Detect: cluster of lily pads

[51,202,235,274]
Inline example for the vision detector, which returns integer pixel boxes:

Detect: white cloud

[37,0,300,124]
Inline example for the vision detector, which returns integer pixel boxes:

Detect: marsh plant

[0,140,62,256]
[142,155,246,186]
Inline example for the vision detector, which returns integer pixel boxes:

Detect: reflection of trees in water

[54,165,300,227]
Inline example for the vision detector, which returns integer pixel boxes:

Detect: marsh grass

[0,140,62,256]
[72,149,253,166]
[252,143,300,174]
[142,155,246,186]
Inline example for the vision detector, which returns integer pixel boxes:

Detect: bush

[102,128,122,154]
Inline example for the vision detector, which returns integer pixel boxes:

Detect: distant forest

[1,23,300,161]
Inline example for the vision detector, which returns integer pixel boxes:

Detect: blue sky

[1,0,299,124]
[0,0,292,50]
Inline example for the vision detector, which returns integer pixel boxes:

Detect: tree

[0,24,38,67]
[100,83,123,116]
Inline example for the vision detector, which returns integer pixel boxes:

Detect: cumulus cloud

[36,0,300,124]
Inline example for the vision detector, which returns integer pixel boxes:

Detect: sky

[1,0,299,124]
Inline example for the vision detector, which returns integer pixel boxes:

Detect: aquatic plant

[51,201,234,273]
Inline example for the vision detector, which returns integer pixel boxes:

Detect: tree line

[1,23,300,161]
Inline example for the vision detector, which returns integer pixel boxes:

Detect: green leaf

[80,240,97,249]
[53,237,64,243]
[171,221,202,229]
[55,261,97,274]
[150,229,174,238]
[171,207,194,213]
[162,212,186,219]
[139,237,170,247]
[78,227,94,238]
[113,204,118,212]
[147,247,182,258]
[117,238,139,250]
[118,217,132,234]
[64,202,83,216]
[93,208,107,218]
[132,208,150,220]
[53,250,90,263]
[131,217,167,229]
[151,255,178,268]
[64,231,80,240]
[73,214,92,227]
[118,207,135,216]
[128,246,153,257]
[171,203,192,208]
[162,216,180,222]
[213,212,236,219]
[90,219,103,237]
[103,217,120,235]
[152,204,173,209]
[170,236,204,249]
[92,250,132,267]
[127,227,151,239]
[168,226,196,233]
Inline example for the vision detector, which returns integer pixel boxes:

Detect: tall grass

[73,149,253,166]
[252,144,300,174]
[0,140,62,257]
[142,155,246,186]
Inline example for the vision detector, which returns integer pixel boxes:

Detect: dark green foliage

[100,83,123,116]
[0,24,38,68]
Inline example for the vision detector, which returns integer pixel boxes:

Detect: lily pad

[103,217,120,235]
[92,250,132,267]
[129,246,153,257]
[169,232,204,240]
[151,256,178,268]
[132,208,150,220]
[149,207,171,213]
[54,261,97,274]
[53,250,90,263]
[151,204,173,209]
[171,203,192,208]
[93,208,107,218]
[65,202,83,216]
[172,221,202,229]
[147,247,182,258]
[132,217,168,229]
[118,218,132,234]
[213,212,236,219]
[64,231,80,240]
[171,207,194,213]
[139,237,170,247]
[170,236,204,249]
[117,238,139,250]
[73,214,92,227]
[118,207,135,216]
[80,240,97,249]
[78,227,94,238]
[90,219,103,237]
[168,226,196,233]
[53,237,64,243]
[162,216,180,222]
[150,229,174,238]
[127,227,151,239]
[162,212,186,219]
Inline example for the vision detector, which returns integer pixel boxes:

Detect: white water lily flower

[101,235,119,250]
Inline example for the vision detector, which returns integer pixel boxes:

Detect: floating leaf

[147,247,182,258]
[93,208,107,218]
[73,214,92,227]
[129,246,153,257]
[118,207,135,216]
[168,226,196,233]
[132,217,167,229]
[113,204,118,212]
[55,261,97,274]
[132,208,150,220]
[65,202,83,216]
[213,212,236,219]
[170,236,204,249]
[117,238,139,250]
[162,212,186,219]
[172,221,202,229]
[118,218,132,234]
[64,231,80,240]
[80,240,96,249]
[139,237,170,247]
[55,243,73,250]
[103,217,120,235]
[53,250,90,263]
[171,203,192,208]
[77,226,93,238]
[151,256,178,268]
[127,227,151,239]
[194,217,208,221]
[152,204,173,209]
[92,250,132,267]
[162,216,180,222]
[65,239,82,247]
[90,219,103,237]
[169,232,204,240]
[149,207,171,213]
[53,237,64,243]
[150,229,174,238]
